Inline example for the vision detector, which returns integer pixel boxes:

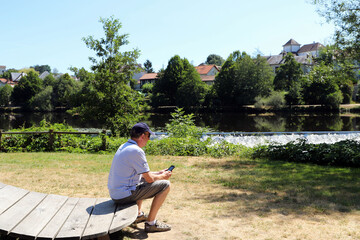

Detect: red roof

[0,78,17,85]
[195,64,220,75]
[139,73,158,80]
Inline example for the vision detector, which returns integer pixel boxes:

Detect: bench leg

[97,234,110,240]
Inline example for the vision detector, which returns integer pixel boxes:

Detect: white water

[154,131,360,147]
[204,131,360,147]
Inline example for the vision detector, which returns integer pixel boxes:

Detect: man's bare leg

[147,185,170,222]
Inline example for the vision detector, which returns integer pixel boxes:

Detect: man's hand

[142,170,172,183]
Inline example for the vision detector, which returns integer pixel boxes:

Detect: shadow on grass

[197,158,360,215]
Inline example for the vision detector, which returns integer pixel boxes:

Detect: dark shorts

[112,179,170,205]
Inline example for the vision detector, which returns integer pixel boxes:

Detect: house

[0,66,6,75]
[264,39,325,74]
[0,78,17,87]
[195,64,220,85]
[39,71,50,80]
[11,72,27,82]
[139,73,158,87]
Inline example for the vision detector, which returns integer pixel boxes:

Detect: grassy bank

[1,152,359,239]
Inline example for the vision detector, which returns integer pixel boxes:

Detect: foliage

[253,139,360,167]
[313,0,360,62]
[144,59,154,73]
[205,54,225,66]
[274,53,303,91]
[152,55,208,108]
[31,65,51,74]
[165,108,206,139]
[214,51,274,105]
[255,91,286,109]
[12,71,43,108]
[316,46,356,104]
[302,63,343,109]
[0,85,13,107]
[51,73,81,108]
[29,86,53,111]
[141,83,153,94]
[70,16,145,136]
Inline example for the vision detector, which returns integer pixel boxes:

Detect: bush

[252,139,360,167]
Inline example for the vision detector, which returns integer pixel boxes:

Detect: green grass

[198,157,360,214]
[1,152,359,216]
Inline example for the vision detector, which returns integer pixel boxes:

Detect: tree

[70,16,145,136]
[0,85,13,107]
[303,63,343,109]
[152,55,208,108]
[316,45,356,103]
[29,86,53,111]
[214,51,274,105]
[205,54,225,66]
[12,71,43,108]
[144,59,154,73]
[52,73,81,108]
[273,53,304,105]
[31,65,51,74]
[313,0,360,62]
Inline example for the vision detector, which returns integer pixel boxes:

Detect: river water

[2,111,360,132]
[2,112,360,147]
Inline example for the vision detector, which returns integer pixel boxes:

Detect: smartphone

[167,165,175,172]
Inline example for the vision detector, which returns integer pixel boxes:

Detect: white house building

[265,39,325,74]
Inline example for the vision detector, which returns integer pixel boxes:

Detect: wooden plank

[82,199,117,240]
[55,198,96,239]
[37,197,79,240]
[108,203,138,234]
[0,185,29,215]
[0,191,46,235]
[10,194,68,239]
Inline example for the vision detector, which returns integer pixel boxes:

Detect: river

[2,111,360,132]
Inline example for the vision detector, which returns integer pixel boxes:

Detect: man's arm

[142,171,171,183]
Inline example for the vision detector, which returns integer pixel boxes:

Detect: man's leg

[137,200,143,215]
[147,184,170,222]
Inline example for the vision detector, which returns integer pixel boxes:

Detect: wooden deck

[0,182,138,240]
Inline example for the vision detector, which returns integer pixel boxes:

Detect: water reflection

[1,112,360,132]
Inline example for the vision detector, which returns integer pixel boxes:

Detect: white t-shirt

[108,139,150,199]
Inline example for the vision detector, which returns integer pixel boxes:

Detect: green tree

[316,46,356,103]
[29,86,53,111]
[70,16,145,136]
[31,65,51,74]
[274,53,304,105]
[144,59,154,73]
[214,51,274,105]
[52,73,81,108]
[205,54,225,66]
[303,63,343,109]
[0,85,13,107]
[12,71,43,108]
[313,0,360,62]
[152,55,207,108]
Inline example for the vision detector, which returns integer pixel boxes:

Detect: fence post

[0,130,2,152]
[49,129,55,151]
[101,130,107,151]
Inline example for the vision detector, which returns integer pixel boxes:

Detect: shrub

[252,139,360,167]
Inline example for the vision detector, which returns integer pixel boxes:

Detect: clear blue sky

[0,0,334,74]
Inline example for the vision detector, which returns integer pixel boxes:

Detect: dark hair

[130,128,146,139]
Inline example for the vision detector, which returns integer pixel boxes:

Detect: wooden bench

[0,182,138,240]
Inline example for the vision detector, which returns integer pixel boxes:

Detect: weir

[204,131,360,147]
[154,131,360,147]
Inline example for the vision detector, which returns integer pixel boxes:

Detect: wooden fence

[0,129,107,151]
